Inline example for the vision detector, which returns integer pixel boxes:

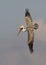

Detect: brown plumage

[25,9,34,53]
[18,9,39,53]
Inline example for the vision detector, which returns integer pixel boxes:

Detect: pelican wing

[25,9,34,53]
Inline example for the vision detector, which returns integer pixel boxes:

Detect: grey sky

[0,0,46,65]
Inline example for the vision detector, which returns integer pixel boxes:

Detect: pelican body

[25,9,34,53]
[18,9,39,53]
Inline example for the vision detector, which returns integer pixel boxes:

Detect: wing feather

[25,9,34,53]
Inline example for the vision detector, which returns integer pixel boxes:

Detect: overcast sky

[0,0,46,65]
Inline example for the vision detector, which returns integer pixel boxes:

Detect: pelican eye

[20,27,23,30]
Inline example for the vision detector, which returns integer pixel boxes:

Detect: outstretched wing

[25,9,33,26]
[25,9,34,53]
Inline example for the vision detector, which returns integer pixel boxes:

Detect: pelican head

[18,25,26,36]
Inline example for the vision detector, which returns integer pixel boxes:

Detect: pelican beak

[17,28,23,36]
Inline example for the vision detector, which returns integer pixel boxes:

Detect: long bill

[17,28,22,36]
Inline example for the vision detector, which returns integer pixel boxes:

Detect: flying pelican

[18,9,39,53]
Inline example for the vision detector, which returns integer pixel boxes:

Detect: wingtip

[25,8,31,17]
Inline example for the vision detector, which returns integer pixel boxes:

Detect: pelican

[18,9,39,53]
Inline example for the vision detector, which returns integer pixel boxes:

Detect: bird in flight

[18,9,39,53]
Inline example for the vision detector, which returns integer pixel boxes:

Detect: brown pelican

[18,9,39,53]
